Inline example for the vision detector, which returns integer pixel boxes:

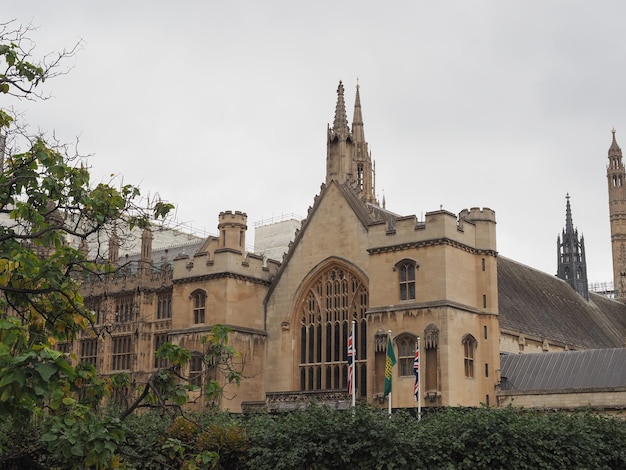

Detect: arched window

[298,264,368,396]
[462,334,477,379]
[192,290,206,324]
[397,334,417,376]
[396,259,417,301]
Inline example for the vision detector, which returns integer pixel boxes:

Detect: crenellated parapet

[459,207,496,223]
[368,207,497,254]
[173,210,280,283]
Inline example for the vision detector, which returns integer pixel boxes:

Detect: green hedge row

[2,405,626,469]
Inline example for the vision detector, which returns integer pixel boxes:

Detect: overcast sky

[6,1,626,286]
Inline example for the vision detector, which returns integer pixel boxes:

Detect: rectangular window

[112,335,132,371]
[483,325,488,340]
[399,263,416,301]
[485,363,489,377]
[157,292,172,320]
[481,258,485,272]
[482,294,487,308]
[190,355,203,387]
[115,294,135,323]
[58,342,72,355]
[80,339,98,367]
[154,334,169,369]
[485,395,490,407]
[193,292,206,324]
[85,298,104,325]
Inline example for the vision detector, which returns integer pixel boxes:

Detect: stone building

[72,82,626,413]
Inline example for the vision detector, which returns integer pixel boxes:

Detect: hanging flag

[383,334,396,397]
[347,323,355,396]
[413,346,420,401]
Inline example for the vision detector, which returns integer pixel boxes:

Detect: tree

[0,22,248,468]
[0,21,174,468]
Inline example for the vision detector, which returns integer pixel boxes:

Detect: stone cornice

[367,300,498,316]
[367,237,498,256]
[172,271,272,286]
[169,323,267,337]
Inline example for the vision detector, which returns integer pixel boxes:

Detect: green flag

[383,335,396,397]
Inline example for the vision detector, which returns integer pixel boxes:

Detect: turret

[108,227,120,266]
[140,226,153,276]
[218,211,247,253]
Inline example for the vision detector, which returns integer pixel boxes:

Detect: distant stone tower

[557,194,588,300]
[326,81,377,204]
[607,129,626,301]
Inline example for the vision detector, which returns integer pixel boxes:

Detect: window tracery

[299,264,368,396]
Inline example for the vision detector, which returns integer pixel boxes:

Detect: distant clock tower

[607,129,626,301]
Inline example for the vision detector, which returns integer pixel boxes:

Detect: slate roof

[500,348,626,391]
[498,256,626,349]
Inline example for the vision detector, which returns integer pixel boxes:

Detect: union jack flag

[347,323,355,395]
[413,346,420,401]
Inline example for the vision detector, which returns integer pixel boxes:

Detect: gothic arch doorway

[296,260,368,396]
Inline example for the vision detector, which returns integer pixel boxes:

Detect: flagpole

[351,320,356,408]
[417,336,422,421]
[387,330,392,416]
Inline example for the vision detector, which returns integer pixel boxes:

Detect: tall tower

[557,194,588,300]
[607,129,626,301]
[326,81,376,203]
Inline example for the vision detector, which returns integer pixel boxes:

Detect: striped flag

[347,323,355,396]
[413,346,420,401]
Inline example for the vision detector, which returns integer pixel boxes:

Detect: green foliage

[0,21,174,469]
[115,411,171,469]
[244,405,626,470]
[3,403,626,469]
[199,324,243,403]
[245,404,420,470]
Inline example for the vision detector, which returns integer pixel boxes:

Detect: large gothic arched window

[299,263,368,396]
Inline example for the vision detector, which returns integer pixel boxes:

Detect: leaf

[71,444,84,456]
[41,432,58,442]
[34,362,58,383]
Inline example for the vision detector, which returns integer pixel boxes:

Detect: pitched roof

[500,348,626,391]
[335,182,398,228]
[498,256,626,349]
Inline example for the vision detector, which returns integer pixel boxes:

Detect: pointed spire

[564,193,575,236]
[331,81,350,139]
[352,79,365,143]
[610,128,622,156]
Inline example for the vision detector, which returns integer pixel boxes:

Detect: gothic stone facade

[74,81,502,412]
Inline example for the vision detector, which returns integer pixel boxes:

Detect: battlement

[172,247,278,283]
[368,205,497,253]
[459,207,496,223]
[219,210,248,225]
